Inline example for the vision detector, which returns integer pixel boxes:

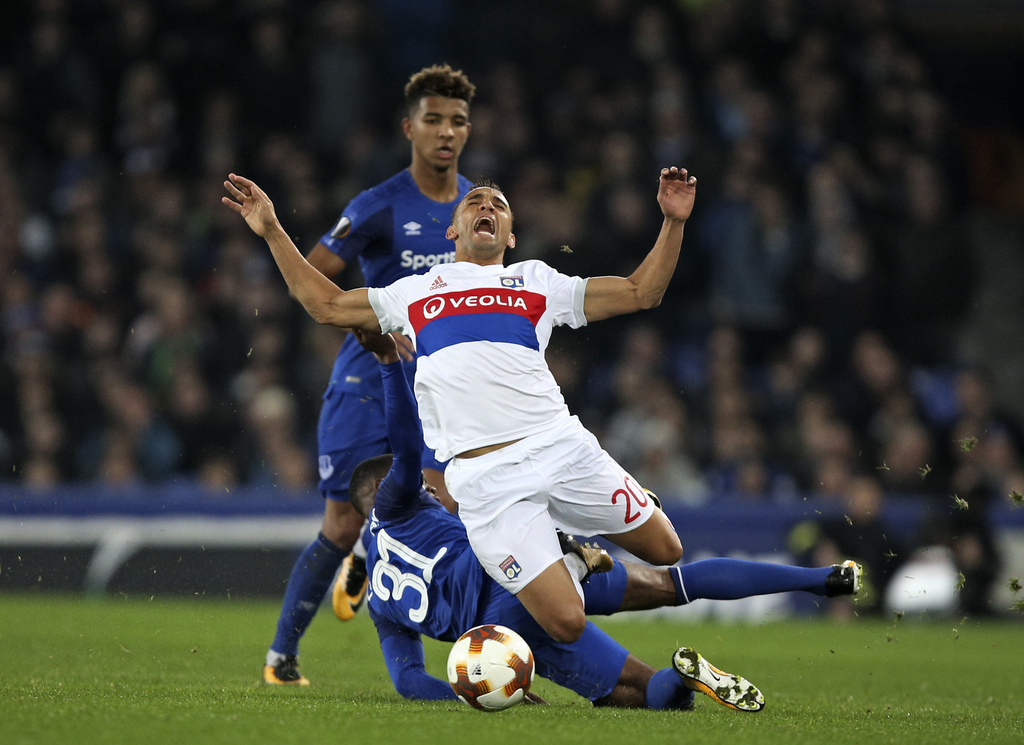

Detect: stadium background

[1,0,1023,618]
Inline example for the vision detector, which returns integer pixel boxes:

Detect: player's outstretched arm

[351,328,423,498]
[376,619,457,701]
[583,167,696,322]
[222,173,381,331]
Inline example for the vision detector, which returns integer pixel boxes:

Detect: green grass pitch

[3,594,1021,745]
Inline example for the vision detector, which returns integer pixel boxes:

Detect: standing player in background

[262,64,476,686]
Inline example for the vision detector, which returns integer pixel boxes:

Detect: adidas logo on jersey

[403,221,422,236]
[429,275,447,291]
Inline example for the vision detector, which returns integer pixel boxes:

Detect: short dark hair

[450,178,506,225]
[349,453,394,517]
[404,64,476,115]
[471,177,502,191]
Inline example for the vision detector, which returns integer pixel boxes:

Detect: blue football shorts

[481,596,628,702]
[317,390,446,501]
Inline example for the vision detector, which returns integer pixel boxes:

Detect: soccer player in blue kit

[347,329,861,711]
[261,64,476,685]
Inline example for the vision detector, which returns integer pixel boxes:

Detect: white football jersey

[368,260,588,460]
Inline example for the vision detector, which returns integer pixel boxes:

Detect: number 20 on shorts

[611,476,649,524]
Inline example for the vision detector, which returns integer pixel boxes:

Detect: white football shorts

[444,415,657,595]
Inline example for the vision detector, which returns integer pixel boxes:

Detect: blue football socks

[671,558,833,605]
[646,667,695,710]
[270,531,347,656]
[580,560,629,615]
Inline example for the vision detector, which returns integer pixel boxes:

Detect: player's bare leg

[595,654,668,709]
[617,563,679,611]
[514,559,586,644]
[322,498,364,548]
[603,509,683,566]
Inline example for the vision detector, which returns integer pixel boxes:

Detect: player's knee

[544,608,586,644]
[647,533,683,566]
[321,527,358,551]
[322,505,364,549]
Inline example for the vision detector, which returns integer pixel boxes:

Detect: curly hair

[404,63,476,114]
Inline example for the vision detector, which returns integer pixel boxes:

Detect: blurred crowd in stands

[1,0,1022,558]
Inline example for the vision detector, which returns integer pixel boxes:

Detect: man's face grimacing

[446,187,516,261]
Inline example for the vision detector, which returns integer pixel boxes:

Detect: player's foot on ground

[262,655,310,686]
[556,530,613,581]
[824,559,863,597]
[672,647,765,713]
[332,553,368,621]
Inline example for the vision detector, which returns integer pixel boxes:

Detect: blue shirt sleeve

[320,189,390,266]
[374,615,456,701]
[380,359,423,496]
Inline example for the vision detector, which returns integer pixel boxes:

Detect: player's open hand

[222,173,281,238]
[657,167,697,223]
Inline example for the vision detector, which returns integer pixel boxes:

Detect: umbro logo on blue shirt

[403,221,422,236]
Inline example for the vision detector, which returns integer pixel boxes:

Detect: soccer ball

[446,624,535,712]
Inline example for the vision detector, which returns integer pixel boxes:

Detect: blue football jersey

[363,357,630,704]
[320,170,473,398]
[365,480,494,643]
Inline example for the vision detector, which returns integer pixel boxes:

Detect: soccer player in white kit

[223,166,697,644]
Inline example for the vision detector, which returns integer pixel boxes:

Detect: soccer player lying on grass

[349,329,862,712]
